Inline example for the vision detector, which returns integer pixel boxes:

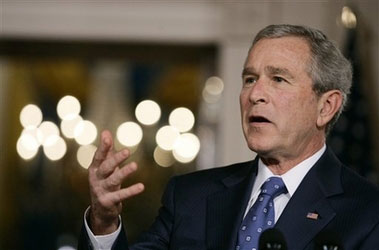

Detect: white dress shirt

[244,144,326,221]
[85,144,326,249]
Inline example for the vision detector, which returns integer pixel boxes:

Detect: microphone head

[259,228,287,250]
[314,230,344,250]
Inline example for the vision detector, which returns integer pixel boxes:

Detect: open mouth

[249,116,271,123]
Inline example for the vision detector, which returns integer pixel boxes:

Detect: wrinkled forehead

[245,36,313,75]
[251,34,312,50]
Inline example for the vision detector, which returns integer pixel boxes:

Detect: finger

[97,149,130,179]
[102,162,137,189]
[91,130,113,168]
[106,183,145,204]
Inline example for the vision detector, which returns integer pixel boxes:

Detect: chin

[246,138,271,156]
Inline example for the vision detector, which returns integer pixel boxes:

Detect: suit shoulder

[164,160,255,201]
[341,165,379,193]
[177,160,253,181]
[340,165,379,206]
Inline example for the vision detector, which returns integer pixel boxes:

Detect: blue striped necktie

[236,177,288,250]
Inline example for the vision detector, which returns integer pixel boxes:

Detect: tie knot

[260,177,287,198]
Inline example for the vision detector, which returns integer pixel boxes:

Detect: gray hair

[252,24,352,134]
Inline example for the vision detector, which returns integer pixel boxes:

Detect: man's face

[240,37,324,160]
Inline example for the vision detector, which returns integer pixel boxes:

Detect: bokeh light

[74,120,98,145]
[205,76,224,95]
[16,134,39,160]
[37,121,60,146]
[341,6,357,29]
[20,127,41,151]
[173,133,200,163]
[56,234,77,250]
[57,246,76,250]
[116,122,143,148]
[57,95,81,120]
[43,136,67,161]
[19,104,43,129]
[202,76,224,103]
[155,125,180,151]
[169,107,195,133]
[153,146,175,167]
[61,115,83,139]
[77,144,97,169]
[135,100,161,126]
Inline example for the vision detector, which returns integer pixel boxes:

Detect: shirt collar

[254,144,326,197]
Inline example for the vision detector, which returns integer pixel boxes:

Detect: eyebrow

[264,66,294,80]
[242,66,295,80]
[241,67,257,77]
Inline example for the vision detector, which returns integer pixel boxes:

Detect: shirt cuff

[84,207,122,250]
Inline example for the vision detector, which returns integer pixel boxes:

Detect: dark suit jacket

[79,147,379,250]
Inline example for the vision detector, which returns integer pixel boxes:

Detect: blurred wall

[1,0,378,167]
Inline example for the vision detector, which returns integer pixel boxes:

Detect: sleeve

[129,177,176,250]
[85,207,122,250]
[78,207,122,250]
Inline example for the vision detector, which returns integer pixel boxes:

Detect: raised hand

[88,130,144,235]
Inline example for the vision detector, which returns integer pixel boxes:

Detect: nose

[248,79,268,104]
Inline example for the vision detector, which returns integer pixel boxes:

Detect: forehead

[245,36,311,73]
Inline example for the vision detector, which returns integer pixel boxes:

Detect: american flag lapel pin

[306,212,319,220]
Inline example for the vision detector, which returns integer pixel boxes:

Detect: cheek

[275,94,307,122]
[239,92,249,112]
[284,96,318,127]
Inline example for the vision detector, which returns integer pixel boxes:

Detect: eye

[243,76,257,86]
[273,76,286,83]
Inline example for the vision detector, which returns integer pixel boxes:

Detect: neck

[260,141,325,175]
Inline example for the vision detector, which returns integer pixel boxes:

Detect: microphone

[314,230,344,250]
[258,228,287,250]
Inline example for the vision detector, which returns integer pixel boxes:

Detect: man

[79,24,379,250]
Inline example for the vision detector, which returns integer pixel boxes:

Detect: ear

[316,90,343,128]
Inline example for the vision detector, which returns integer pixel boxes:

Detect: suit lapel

[206,160,258,250]
[275,147,344,249]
